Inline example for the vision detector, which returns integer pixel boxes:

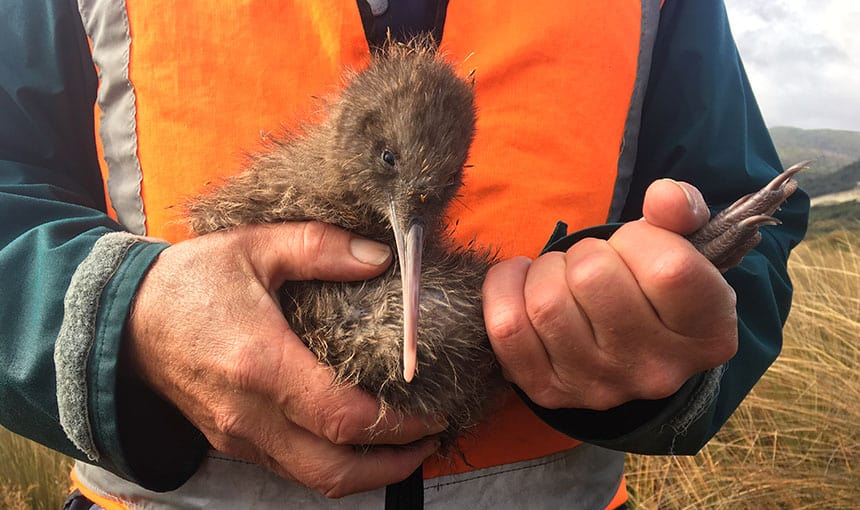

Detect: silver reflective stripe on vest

[607,0,663,222]
[74,445,624,509]
[76,0,147,235]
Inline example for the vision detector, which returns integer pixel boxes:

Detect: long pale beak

[388,194,424,383]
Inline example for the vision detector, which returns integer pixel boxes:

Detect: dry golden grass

[0,427,72,510]
[627,230,860,509]
[1,232,856,509]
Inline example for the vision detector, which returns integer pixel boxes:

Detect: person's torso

[77,1,661,507]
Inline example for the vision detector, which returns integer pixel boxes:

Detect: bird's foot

[687,161,808,272]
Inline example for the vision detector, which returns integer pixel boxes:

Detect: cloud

[724,0,860,131]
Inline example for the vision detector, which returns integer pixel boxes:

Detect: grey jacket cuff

[55,232,162,460]
[666,364,725,440]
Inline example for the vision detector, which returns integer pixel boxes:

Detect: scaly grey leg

[687,161,808,272]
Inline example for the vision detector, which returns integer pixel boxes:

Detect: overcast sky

[724,0,860,132]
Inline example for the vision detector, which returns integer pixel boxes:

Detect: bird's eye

[381,149,397,167]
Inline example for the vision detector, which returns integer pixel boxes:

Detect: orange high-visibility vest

[77,1,659,507]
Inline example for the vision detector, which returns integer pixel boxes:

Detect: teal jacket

[0,0,808,492]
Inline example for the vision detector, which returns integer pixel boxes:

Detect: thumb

[642,179,710,235]
[241,222,392,288]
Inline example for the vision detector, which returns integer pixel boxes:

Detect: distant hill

[769,126,860,175]
[806,200,860,238]
[799,159,860,198]
[768,127,860,198]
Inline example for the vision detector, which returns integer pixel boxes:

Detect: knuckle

[322,478,350,499]
[212,407,244,439]
[268,447,350,498]
[649,248,701,290]
[639,374,684,401]
[580,391,624,412]
[299,221,333,263]
[320,407,364,445]
[222,343,259,393]
[575,379,624,411]
[631,360,688,401]
[306,466,351,499]
[559,365,630,411]
[706,329,739,367]
[530,387,567,410]
[524,287,567,334]
[528,375,576,410]
[485,305,530,345]
[565,246,616,294]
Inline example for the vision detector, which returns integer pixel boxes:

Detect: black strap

[540,221,625,254]
[355,0,449,50]
[384,465,424,510]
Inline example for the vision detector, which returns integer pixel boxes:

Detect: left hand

[482,179,739,411]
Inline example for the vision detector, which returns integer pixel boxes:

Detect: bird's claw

[687,161,808,272]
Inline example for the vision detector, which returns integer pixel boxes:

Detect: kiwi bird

[186,39,803,444]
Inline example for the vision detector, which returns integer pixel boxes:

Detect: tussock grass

[0,427,72,510]
[627,230,860,509]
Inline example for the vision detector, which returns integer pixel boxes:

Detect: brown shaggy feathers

[186,40,507,446]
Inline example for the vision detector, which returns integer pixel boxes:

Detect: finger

[516,251,604,408]
[564,238,696,403]
[319,439,438,498]
[642,179,710,235]
[482,256,553,385]
[265,416,439,498]
[609,221,738,350]
[522,251,595,374]
[264,330,446,445]
[200,392,284,465]
[210,329,446,445]
[205,392,439,498]
[241,222,392,288]
[210,222,439,445]
[210,300,445,447]
[563,238,662,356]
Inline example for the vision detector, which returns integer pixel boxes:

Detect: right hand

[483,180,737,411]
[124,222,443,498]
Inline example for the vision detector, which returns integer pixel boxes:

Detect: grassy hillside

[796,160,860,198]
[770,126,860,174]
[806,200,860,237]
[768,127,860,198]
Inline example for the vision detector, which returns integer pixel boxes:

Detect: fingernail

[350,237,391,265]
[669,179,701,217]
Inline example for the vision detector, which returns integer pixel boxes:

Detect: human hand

[482,179,738,411]
[124,222,443,498]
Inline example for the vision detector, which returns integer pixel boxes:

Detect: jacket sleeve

[0,0,206,490]
[520,0,809,454]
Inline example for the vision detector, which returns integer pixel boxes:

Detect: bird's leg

[686,161,808,272]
